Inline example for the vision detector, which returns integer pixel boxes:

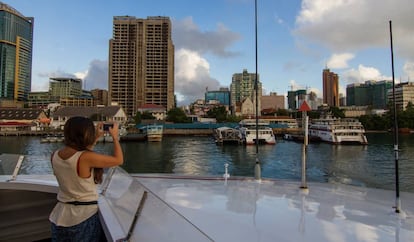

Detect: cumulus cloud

[341,64,390,84]
[403,62,414,81]
[33,60,108,91]
[83,59,108,90]
[175,49,221,105]
[173,17,241,57]
[294,0,414,58]
[327,53,355,69]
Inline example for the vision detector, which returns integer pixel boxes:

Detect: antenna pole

[254,0,261,180]
[389,20,400,213]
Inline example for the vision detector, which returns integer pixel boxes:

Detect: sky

[4,0,414,106]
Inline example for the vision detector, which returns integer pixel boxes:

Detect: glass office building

[0,3,33,102]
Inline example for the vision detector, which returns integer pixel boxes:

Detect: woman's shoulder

[57,147,85,160]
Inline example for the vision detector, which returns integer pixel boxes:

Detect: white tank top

[49,150,99,227]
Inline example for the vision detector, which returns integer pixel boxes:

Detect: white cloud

[403,61,414,81]
[327,53,355,69]
[175,48,220,105]
[173,17,241,57]
[341,64,390,84]
[294,0,414,58]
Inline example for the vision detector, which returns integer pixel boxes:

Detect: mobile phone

[103,123,113,131]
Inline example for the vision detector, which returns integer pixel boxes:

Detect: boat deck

[1,153,414,242]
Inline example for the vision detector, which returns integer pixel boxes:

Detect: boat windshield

[99,167,213,241]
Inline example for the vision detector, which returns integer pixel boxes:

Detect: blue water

[1,133,413,192]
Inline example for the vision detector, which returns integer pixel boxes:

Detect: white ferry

[309,116,368,145]
[238,119,276,145]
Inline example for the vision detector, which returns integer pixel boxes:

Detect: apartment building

[109,16,175,117]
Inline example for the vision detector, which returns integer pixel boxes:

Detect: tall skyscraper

[109,16,174,117]
[0,3,33,103]
[322,68,339,107]
[230,69,262,114]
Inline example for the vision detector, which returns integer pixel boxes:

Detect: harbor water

[1,133,413,193]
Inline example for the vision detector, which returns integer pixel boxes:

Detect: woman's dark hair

[64,116,103,183]
[64,116,96,150]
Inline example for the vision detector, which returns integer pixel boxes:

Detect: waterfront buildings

[109,16,175,118]
[0,3,33,104]
[388,82,414,111]
[323,68,339,107]
[205,88,231,106]
[27,77,99,108]
[346,80,392,109]
[230,69,262,115]
[261,92,285,112]
[91,89,109,106]
[49,78,82,97]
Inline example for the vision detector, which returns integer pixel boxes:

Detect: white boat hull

[309,117,368,145]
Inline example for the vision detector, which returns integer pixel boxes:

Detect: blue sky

[5,0,414,106]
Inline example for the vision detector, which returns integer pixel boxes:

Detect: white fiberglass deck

[1,154,413,242]
[132,174,414,242]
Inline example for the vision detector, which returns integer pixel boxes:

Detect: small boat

[309,115,368,145]
[238,119,276,145]
[213,127,243,144]
[120,129,147,142]
[146,124,163,142]
[40,134,61,143]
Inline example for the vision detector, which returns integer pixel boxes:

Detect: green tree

[207,106,227,122]
[141,111,155,120]
[329,106,345,118]
[166,108,191,123]
[134,112,142,124]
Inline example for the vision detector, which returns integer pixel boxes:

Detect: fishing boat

[1,153,414,242]
[238,119,276,145]
[146,124,163,142]
[308,115,368,145]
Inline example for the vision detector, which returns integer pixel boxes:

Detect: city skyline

[4,0,414,106]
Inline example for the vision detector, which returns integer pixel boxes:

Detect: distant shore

[1,128,398,137]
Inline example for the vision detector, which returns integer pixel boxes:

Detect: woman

[49,116,124,241]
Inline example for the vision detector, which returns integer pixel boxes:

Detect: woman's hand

[108,122,119,139]
[95,122,104,141]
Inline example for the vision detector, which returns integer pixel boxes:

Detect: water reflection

[1,133,414,192]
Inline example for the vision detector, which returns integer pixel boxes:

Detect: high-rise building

[205,88,230,106]
[109,16,175,117]
[387,82,414,111]
[230,69,262,114]
[91,89,108,106]
[0,3,33,103]
[49,77,82,97]
[346,80,392,109]
[322,68,339,107]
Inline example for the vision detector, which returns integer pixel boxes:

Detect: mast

[254,0,261,180]
[389,20,400,213]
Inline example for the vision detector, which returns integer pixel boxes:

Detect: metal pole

[300,114,308,189]
[389,20,400,213]
[254,0,261,181]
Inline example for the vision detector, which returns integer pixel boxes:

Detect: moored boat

[146,124,163,142]
[213,126,243,144]
[238,119,276,145]
[309,115,368,145]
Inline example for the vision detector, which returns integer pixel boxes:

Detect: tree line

[136,102,414,131]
